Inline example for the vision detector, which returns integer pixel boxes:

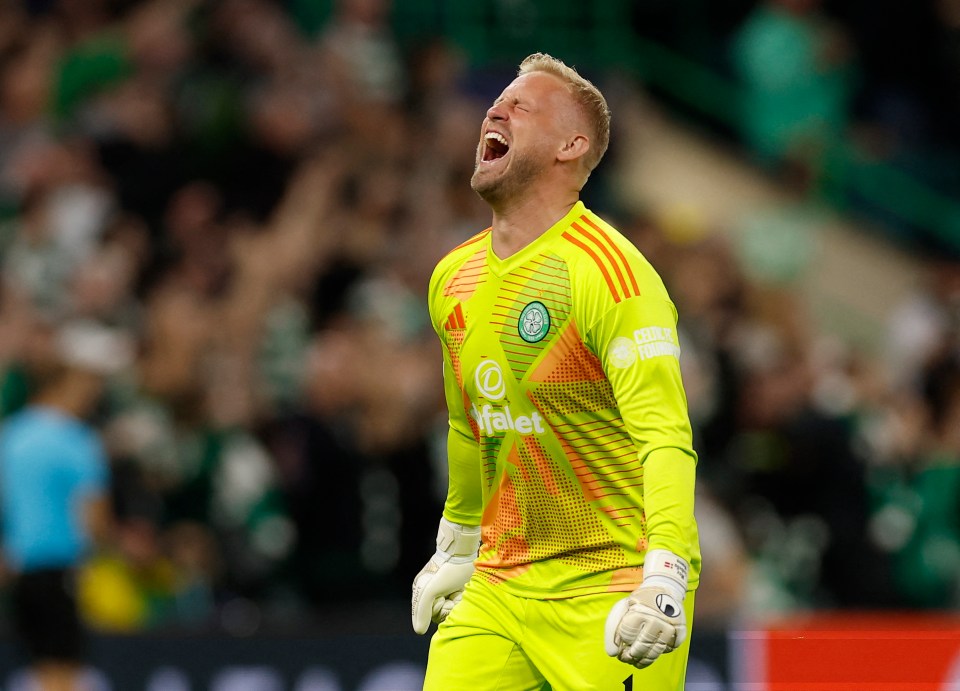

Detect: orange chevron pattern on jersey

[427,201,700,599]
[562,214,641,303]
[442,320,477,441]
[442,234,488,302]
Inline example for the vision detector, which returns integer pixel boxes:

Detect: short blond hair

[518,53,611,172]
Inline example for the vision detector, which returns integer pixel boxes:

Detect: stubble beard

[471,150,543,208]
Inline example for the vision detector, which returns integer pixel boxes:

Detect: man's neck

[489,190,580,259]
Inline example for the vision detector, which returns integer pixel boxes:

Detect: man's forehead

[498,71,566,100]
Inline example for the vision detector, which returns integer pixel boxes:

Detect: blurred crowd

[0,0,480,633]
[0,0,958,638]
[635,0,960,254]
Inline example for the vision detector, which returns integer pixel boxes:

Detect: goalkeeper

[412,53,701,690]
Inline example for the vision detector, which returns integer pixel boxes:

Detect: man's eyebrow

[492,94,528,106]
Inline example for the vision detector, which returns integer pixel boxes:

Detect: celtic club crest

[518,301,550,343]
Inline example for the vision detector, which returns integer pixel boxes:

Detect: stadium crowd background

[0,0,958,642]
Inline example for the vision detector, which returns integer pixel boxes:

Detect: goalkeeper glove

[411,517,481,634]
[604,549,689,668]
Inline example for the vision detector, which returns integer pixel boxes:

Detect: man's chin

[470,172,502,205]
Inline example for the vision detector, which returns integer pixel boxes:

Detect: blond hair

[518,53,611,172]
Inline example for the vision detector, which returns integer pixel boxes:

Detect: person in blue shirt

[0,321,129,691]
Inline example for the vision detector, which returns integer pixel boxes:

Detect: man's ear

[557,134,590,163]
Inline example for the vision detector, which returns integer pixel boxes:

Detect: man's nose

[486,103,506,121]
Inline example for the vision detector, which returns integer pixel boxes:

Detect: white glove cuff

[642,549,689,601]
[436,518,481,564]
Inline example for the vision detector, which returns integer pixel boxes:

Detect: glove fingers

[674,622,688,648]
[622,635,670,668]
[437,599,453,623]
[411,559,475,635]
[614,603,683,668]
[626,614,670,644]
[604,556,689,669]
[411,563,439,633]
[431,596,446,620]
[436,590,464,623]
[603,598,630,656]
[411,589,436,634]
[412,604,432,634]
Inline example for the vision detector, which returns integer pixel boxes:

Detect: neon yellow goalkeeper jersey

[429,201,701,599]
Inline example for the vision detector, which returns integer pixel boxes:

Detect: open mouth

[482,131,510,162]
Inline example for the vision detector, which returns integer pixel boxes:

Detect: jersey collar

[486,201,586,276]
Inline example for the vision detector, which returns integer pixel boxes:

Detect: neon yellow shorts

[423,577,695,691]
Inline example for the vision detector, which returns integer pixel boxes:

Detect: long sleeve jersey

[428,201,701,598]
